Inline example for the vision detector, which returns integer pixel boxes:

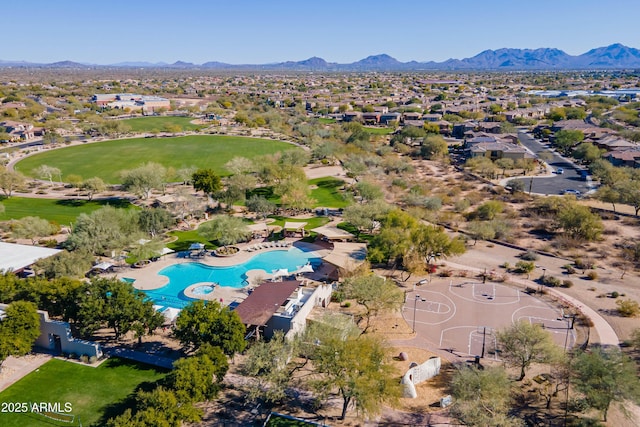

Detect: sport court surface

[403,279,575,359]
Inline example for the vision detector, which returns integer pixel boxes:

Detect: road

[510,131,594,196]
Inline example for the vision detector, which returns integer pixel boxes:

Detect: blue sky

[5,0,639,64]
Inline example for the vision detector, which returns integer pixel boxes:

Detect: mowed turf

[15,135,298,184]
[122,116,204,133]
[308,177,351,208]
[0,197,134,225]
[0,357,168,427]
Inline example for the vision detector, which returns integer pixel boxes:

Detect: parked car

[555,168,564,174]
[562,189,581,196]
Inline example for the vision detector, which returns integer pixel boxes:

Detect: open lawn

[0,197,134,225]
[122,116,204,133]
[268,216,330,231]
[308,177,351,208]
[15,135,298,184]
[363,126,395,135]
[0,357,168,427]
[317,118,336,124]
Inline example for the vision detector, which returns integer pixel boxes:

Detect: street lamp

[412,294,420,333]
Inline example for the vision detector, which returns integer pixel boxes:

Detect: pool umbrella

[272,268,289,279]
[295,264,314,274]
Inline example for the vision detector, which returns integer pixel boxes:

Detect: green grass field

[122,116,204,133]
[0,197,134,225]
[0,358,168,427]
[15,135,298,184]
[363,126,395,135]
[308,177,351,208]
[317,118,336,124]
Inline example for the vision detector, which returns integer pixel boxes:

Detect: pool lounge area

[122,242,332,310]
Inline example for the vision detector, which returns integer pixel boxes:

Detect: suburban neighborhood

[1,3,640,427]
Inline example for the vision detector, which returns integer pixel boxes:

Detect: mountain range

[1,44,640,71]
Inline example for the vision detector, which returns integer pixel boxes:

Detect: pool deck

[114,240,332,306]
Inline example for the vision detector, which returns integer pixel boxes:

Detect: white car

[555,168,564,174]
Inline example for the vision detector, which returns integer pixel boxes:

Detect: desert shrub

[331,290,345,303]
[520,250,539,261]
[541,276,562,287]
[586,271,598,280]
[514,260,535,274]
[574,258,596,271]
[80,355,89,364]
[562,280,574,288]
[89,356,97,364]
[610,291,620,298]
[438,269,453,277]
[616,299,640,317]
[564,265,576,275]
[501,262,510,269]
[454,198,471,213]
[341,301,351,308]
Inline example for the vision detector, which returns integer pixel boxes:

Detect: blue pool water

[145,247,322,309]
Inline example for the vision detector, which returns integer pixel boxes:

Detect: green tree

[81,177,106,201]
[467,220,496,245]
[138,208,174,238]
[355,180,384,203]
[120,162,167,199]
[191,168,222,197]
[451,366,521,427]
[174,300,246,355]
[572,142,604,164]
[32,164,61,184]
[241,331,297,404]
[0,167,26,197]
[198,215,250,248]
[303,326,400,420]
[420,135,448,159]
[246,195,276,219]
[474,200,505,220]
[0,301,41,370]
[595,185,620,212]
[572,346,640,421]
[615,179,640,216]
[495,158,514,177]
[342,200,391,237]
[341,274,404,333]
[77,278,163,340]
[65,206,141,255]
[557,204,603,241]
[170,344,229,403]
[34,250,94,280]
[497,320,560,381]
[11,216,59,245]
[554,129,584,155]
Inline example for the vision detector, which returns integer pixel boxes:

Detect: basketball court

[402,279,575,359]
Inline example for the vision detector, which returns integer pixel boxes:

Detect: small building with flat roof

[0,242,61,274]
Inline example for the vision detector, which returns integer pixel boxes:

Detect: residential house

[465,134,530,160]
[604,149,640,168]
[1,120,36,141]
[380,112,401,125]
[402,112,422,122]
[423,113,442,122]
[362,112,381,124]
[342,111,362,122]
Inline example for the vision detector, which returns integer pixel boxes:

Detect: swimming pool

[145,246,322,309]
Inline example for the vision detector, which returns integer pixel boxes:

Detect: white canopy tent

[0,242,61,273]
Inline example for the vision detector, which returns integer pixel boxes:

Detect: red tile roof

[233,280,301,326]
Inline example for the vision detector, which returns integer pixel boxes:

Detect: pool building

[233,280,333,340]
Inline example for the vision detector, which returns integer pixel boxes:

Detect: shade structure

[162,307,181,323]
[188,243,205,250]
[295,263,314,274]
[272,268,289,278]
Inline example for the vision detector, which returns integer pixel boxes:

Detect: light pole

[412,294,420,333]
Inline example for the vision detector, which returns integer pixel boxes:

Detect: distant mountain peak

[2,44,639,70]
